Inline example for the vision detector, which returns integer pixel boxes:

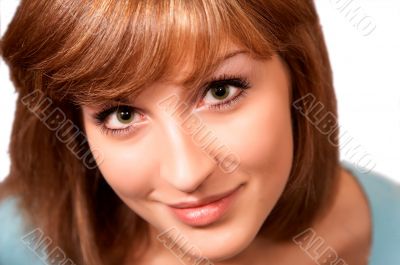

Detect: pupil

[117,107,133,123]
[213,87,228,99]
[119,111,131,120]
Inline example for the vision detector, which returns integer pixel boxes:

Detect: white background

[1,0,399,183]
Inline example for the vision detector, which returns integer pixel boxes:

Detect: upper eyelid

[193,74,250,102]
[94,105,136,123]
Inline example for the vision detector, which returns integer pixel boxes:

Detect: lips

[167,185,242,227]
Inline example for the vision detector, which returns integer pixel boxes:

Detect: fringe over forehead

[4,0,310,105]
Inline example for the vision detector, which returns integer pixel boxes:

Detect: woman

[0,0,399,264]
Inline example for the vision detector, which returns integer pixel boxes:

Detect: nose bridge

[158,112,215,192]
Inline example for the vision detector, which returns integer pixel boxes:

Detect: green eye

[211,86,230,100]
[116,107,134,124]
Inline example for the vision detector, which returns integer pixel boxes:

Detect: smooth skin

[81,43,371,265]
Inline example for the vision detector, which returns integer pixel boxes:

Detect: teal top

[0,197,44,265]
[1,162,400,264]
[342,162,400,264]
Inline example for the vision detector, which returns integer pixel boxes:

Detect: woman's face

[82,45,293,261]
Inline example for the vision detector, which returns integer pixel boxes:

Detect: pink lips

[168,186,242,227]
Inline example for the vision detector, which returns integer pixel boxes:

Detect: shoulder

[0,196,44,265]
[342,161,400,265]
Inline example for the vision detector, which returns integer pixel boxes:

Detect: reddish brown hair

[1,0,339,264]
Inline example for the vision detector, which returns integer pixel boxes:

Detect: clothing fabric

[342,161,400,265]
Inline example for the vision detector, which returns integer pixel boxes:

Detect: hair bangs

[23,0,274,106]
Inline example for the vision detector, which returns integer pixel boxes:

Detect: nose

[158,113,216,193]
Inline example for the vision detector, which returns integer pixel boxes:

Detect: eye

[92,74,252,136]
[106,106,137,129]
[199,74,252,111]
[93,105,145,136]
[203,86,239,104]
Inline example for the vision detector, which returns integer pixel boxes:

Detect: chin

[178,225,259,263]
[202,243,249,262]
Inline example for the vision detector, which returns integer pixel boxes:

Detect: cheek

[211,92,293,179]
[244,99,292,175]
[208,87,293,224]
[84,127,156,198]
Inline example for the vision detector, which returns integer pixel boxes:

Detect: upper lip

[167,185,241,209]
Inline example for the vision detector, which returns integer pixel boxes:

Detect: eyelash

[93,74,252,136]
[94,105,139,136]
[200,74,251,111]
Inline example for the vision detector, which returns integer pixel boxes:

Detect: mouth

[167,185,243,227]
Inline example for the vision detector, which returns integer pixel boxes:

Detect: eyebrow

[213,49,249,68]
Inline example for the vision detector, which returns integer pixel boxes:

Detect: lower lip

[169,186,242,227]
